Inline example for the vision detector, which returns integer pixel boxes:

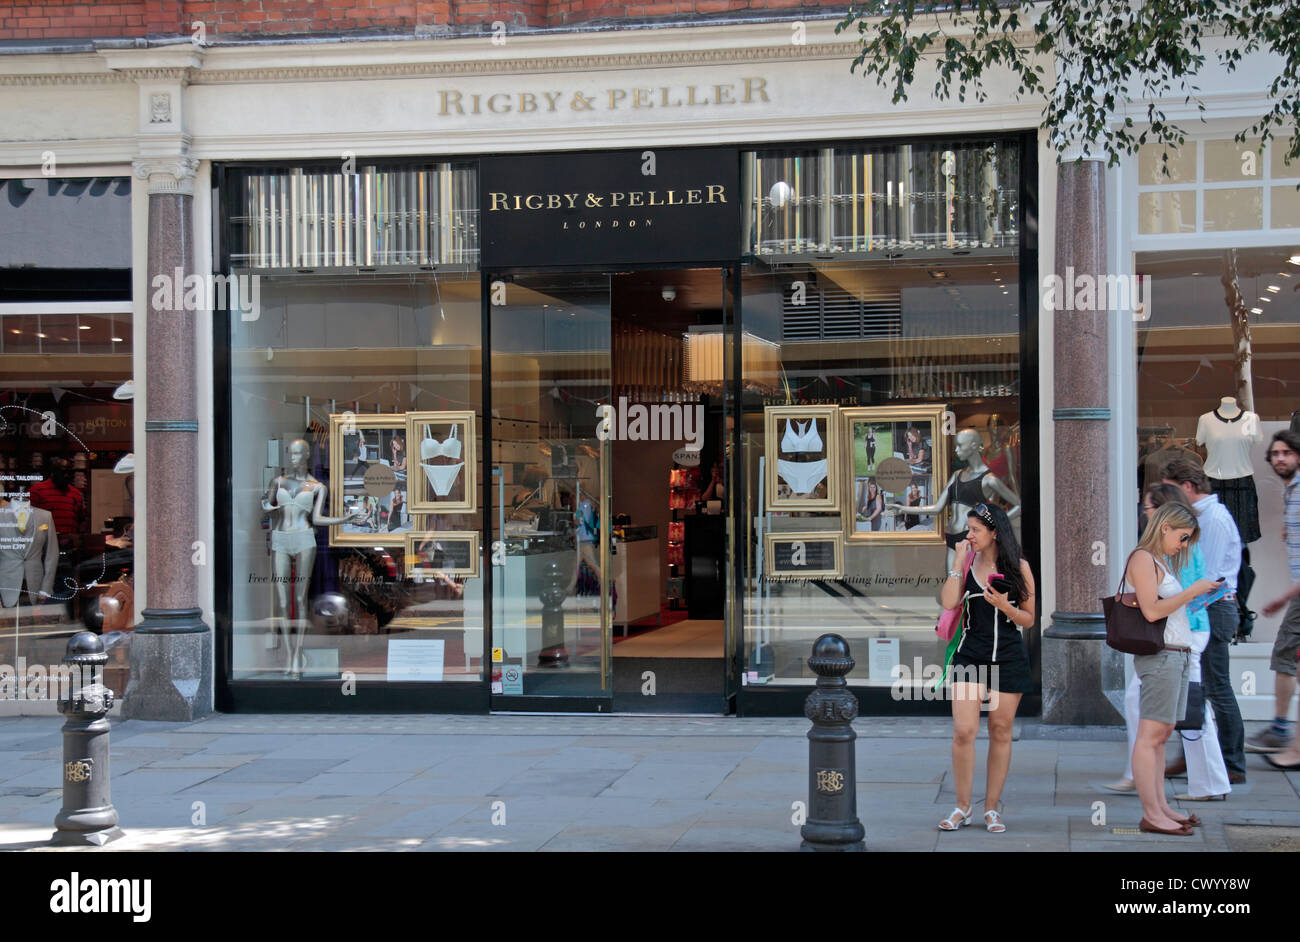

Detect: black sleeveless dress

[952,567,1034,693]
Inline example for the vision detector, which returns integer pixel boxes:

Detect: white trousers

[1123,650,1232,797]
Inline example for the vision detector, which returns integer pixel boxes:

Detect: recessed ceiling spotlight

[1267,285,1280,293]
[78,324,92,330]
[1250,307,1263,314]
[111,337,123,342]
[1289,254,1300,265]
[36,332,47,338]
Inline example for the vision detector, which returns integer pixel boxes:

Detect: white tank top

[1123,555,1193,650]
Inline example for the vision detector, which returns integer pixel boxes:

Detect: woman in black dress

[936,502,1036,833]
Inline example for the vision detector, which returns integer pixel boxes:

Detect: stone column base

[1041,612,1125,725]
[123,611,213,721]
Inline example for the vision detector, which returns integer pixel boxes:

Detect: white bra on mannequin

[421,424,462,460]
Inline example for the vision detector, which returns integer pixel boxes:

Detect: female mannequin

[261,438,362,675]
[890,428,1022,567]
[1196,395,1262,544]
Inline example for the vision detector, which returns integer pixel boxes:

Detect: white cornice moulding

[186,106,1043,160]
[100,46,204,76]
[0,139,138,167]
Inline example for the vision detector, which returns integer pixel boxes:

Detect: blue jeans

[1204,599,1246,778]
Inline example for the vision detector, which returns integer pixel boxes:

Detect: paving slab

[206,758,345,784]
[490,768,626,799]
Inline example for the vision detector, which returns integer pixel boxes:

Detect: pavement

[1,713,1298,852]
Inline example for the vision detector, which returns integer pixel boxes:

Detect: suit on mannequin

[0,502,59,607]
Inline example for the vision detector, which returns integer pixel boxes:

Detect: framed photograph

[329,413,414,547]
[406,411,477,514]
[764,405,840,510]
[763,531,843,579]
[842,404,948,543]
[405,531,480,579]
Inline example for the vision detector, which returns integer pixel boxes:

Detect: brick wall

[0,0,847,41]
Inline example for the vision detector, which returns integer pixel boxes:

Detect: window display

[764,405,839,510]
[842,404,948,542]
[742,255,1025,691]
[228,272,484,684]
[326,414,412,546]
[407,411,477,514]
[406,531,479,579]
[0,308,135,698]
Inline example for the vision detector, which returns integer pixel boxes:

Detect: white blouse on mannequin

[1196,403,1261,480]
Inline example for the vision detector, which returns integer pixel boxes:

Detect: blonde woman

[1122,502,1223,835]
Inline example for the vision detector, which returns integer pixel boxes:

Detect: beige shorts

[1134,648,1191,724]
[1269,597,1300,676]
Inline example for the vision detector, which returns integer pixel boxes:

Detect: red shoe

[1139,817,1193,835]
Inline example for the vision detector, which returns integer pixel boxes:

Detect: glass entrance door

[488,272,613,708]
[486,266,741,713]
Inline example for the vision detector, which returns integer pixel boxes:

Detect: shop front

[214,132,1038,715]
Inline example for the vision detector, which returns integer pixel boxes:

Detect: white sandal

[938,806,972,831]
[984,809,1006,833]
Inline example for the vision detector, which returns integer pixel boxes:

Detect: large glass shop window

[228,272,484,682]
[1134,246,1300,638]
[1,176,135,702]
[739,140,1025,693]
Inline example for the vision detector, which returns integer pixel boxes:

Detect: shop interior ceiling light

[684,329,781,395]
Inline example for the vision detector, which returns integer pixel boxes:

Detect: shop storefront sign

[480,147,740,267]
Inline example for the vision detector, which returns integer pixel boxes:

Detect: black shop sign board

[479,147,740,268]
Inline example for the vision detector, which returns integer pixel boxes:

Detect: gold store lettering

[440,78,769,116]
[488,185,727,212]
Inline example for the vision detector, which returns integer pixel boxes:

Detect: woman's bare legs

[984,690,1022,812]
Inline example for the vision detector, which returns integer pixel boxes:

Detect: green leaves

[839,0,1300,181]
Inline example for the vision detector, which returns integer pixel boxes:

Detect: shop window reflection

[740,260,1023,691]
[229,273,484,683]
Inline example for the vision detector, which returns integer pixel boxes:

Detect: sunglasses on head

[972,503,996,526]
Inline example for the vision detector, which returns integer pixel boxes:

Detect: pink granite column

[1041,157,1123,724]
[124,155,212,721]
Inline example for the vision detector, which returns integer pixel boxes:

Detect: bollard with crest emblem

[51,631,124,846]
[800,634,865,851]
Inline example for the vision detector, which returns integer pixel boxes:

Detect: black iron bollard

[537,560,569,667]
[800,634,865,852]
[51,632,124,847]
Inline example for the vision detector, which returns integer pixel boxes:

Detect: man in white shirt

[1164,456,1246,784]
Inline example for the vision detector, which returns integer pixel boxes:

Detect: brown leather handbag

[1102,551,1166,655]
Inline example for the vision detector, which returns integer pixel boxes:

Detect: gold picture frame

[763,531,843,579]
[406,411,478,514]
[764,405,840,510]
[405,531,480,579]
[328,413,414,547]
[841,404,949,543]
